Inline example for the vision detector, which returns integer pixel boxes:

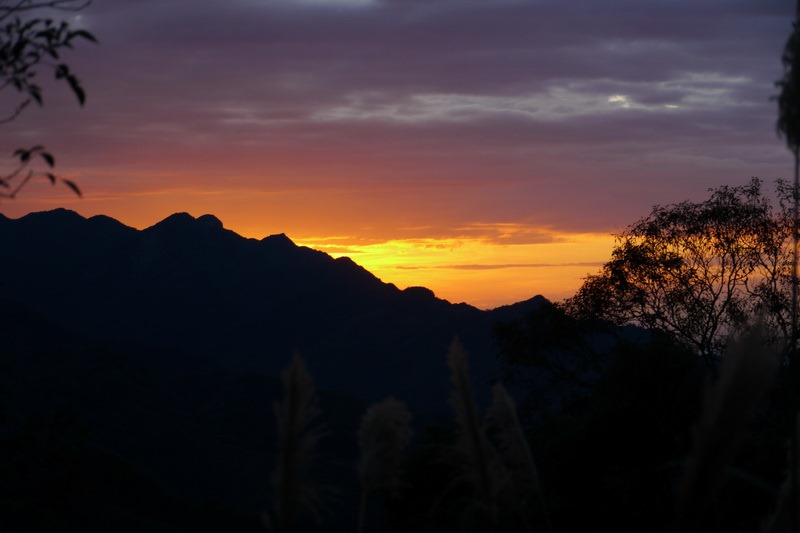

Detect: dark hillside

[0,209,540,408]
[0,298,363,530]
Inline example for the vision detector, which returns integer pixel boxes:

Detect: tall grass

[265,352,325,532]
[674,323,780,532]
[356,397,413,533]
[447,337,500,530]
[487,382,552,533]
[254,332,796,531]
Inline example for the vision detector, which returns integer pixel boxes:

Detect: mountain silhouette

[0,208,546,409]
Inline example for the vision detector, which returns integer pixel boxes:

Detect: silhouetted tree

[564,178,793,363]
[774,5,800,531]
[0,0,95,199]
[777,0,800,344]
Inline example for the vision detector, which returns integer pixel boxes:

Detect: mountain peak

[260,232,296,248]
[144,213,226,235]
[21,207,84,222]
[403,286,436,300]
[147,212,195,231]
[15,209,87,236]
[488,294,550,320]
[196,214,223,230]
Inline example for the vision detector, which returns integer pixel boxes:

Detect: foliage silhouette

[1,249,797,532]
[775,7,800,531]
[565,178,794,363]
[0,0,95,199]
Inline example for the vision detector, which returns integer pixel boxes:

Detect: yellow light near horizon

[296,232,615,309]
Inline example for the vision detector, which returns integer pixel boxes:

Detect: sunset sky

[0,0,793,308]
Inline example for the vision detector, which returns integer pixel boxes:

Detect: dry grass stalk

[674,322,780,532]
[447,337,499,527]
[487,383,541,494]
[487,382,552,533]
[356,397,413,533]
[266,351,325,532]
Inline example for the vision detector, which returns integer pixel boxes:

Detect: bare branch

[0,167,32,198]
[0,98,31,125]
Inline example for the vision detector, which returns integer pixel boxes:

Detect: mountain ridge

[0,208,547,408]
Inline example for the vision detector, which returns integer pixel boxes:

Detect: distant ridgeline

[0,208,545,409]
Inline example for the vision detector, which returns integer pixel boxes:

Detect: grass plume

[486,382,552,533]
[447,337,499,529]
[674,322,780,532]
[266,351,325,532]
[356,397,413,533]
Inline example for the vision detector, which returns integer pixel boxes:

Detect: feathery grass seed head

[357,397,413,493]
[674,322,780,532]
[447,337,499,517]
[269,351,325,531]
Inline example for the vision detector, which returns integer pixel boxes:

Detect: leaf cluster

[0,144,80,198]
[0,14,96,122]
[776,19,800,153]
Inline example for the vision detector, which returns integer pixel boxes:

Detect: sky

[0,0,794,309]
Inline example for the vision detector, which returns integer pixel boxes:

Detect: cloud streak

[397,261,605,271]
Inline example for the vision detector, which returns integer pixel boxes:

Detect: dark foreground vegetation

[0,235,792,528]
[0,294,794,533]
[494,303,787,533]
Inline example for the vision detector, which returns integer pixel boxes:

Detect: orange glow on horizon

[2,185,616,309]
